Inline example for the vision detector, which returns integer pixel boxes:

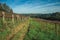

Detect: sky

[0,0,60,14]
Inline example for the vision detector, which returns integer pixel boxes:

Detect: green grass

[11,24,28,40]
[0,17,3,29]
[0,17,60,40]
[24,18,60,40]
[0,17,28,40]
[0,17,22,40]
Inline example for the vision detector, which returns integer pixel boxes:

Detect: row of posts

[2,11,24,27]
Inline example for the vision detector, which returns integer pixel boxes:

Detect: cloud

[12,2,60,14]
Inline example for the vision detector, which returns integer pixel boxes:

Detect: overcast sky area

[0,0,60,14]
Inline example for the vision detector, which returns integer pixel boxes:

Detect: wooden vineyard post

[58,24,60,40]
[56,23,59,40]
[2,11,7,27]
[46,21,48,35]
[57,23,60,40]
[2,11,8,28]
[21,16,24,22]
[21,16,22,22]
[16,15,19,21]
[12,14,15,26]
[2,11,5,23]
[16,15,20,23]
[55,23,58,40]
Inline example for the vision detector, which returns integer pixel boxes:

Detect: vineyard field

[24,18,60,40]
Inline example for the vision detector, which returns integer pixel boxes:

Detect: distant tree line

[30,12,60,21]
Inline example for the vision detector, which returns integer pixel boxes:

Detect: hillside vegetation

[0,3,13,13]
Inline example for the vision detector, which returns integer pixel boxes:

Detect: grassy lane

[6,20,29,40]
[10,19,30,40]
